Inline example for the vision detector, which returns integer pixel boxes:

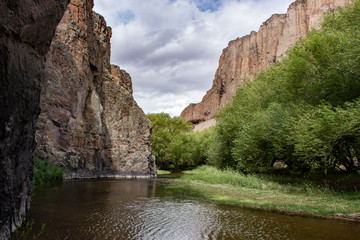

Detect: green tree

[147,113,209,171]
[210,0,360,174]
[291,101,360,172]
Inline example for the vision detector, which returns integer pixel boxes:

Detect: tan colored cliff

[181,0,347,124]
[35,0,156,178]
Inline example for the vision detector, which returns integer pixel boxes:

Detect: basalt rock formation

[35,0,156,178]
[181,0,347,124]
[0,0,69,238]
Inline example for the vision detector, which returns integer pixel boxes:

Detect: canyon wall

[35,0,156,178]
[180,0,347,124]
[0,0,69,238]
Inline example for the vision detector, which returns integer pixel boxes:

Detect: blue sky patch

[115,10,135,25]
[192,0,223,12]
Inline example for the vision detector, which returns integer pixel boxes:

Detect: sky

[93,0,295,116]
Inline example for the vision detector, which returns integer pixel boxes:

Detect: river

[26,176,359,240]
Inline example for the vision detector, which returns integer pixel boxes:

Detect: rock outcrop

[0,0,69,238]
[181,0,347,124]
[35,0,156,178]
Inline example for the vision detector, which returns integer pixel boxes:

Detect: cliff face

[181,0,347,123]
[0,0,69,238]
[35,0,156,178]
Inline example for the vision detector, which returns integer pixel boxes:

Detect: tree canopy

[147,113,211,171]
[208,0,360,174]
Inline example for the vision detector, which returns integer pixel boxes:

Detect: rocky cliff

[180,0,347,124]
[35,0,156,178]
[0,0,69,238]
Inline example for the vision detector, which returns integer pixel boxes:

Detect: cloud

[134,90,206,117]
[94,0,294,116]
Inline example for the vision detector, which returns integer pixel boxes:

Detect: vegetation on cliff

[33,157,64,186]
[208,0,360,174]
[147,113,211,171]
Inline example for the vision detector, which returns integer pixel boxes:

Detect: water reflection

[27,179,360,240]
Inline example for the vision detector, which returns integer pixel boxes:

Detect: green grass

[165,166,360,218]
[157,169,172,175]
[33,157,64,186]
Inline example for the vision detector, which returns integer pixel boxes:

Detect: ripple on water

[27,180,360,240]
[79,196,292,240]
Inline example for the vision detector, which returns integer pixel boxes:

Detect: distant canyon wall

[35,0,156,178]
[180,0,347,124]
[0,0,69,238]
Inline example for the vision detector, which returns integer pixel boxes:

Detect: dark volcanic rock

[35,0,156,178]
[0,0,69,239]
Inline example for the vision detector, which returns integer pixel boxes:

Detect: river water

[27,177,359,240]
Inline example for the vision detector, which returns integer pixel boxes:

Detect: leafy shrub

[291,101,360,172]
[33,157,64,186]
[147,113,212,171]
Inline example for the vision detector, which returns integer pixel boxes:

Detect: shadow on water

[23,178,360,240]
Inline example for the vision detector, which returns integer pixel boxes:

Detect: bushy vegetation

[208,0,360,174]
[147,113,212,171]
[33,157,64,186]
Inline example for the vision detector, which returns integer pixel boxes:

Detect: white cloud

[134,90,205,117]
[94,0,294,116]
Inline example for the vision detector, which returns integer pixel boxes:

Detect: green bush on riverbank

[147,113,212,171]
[33,157,64,186]
[166,166,360,217]
[208,0,360,174]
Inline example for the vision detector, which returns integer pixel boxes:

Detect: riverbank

[164,166,360,221]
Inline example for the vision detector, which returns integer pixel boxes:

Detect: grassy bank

[165,166,360,220]
[157,169,172,175]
